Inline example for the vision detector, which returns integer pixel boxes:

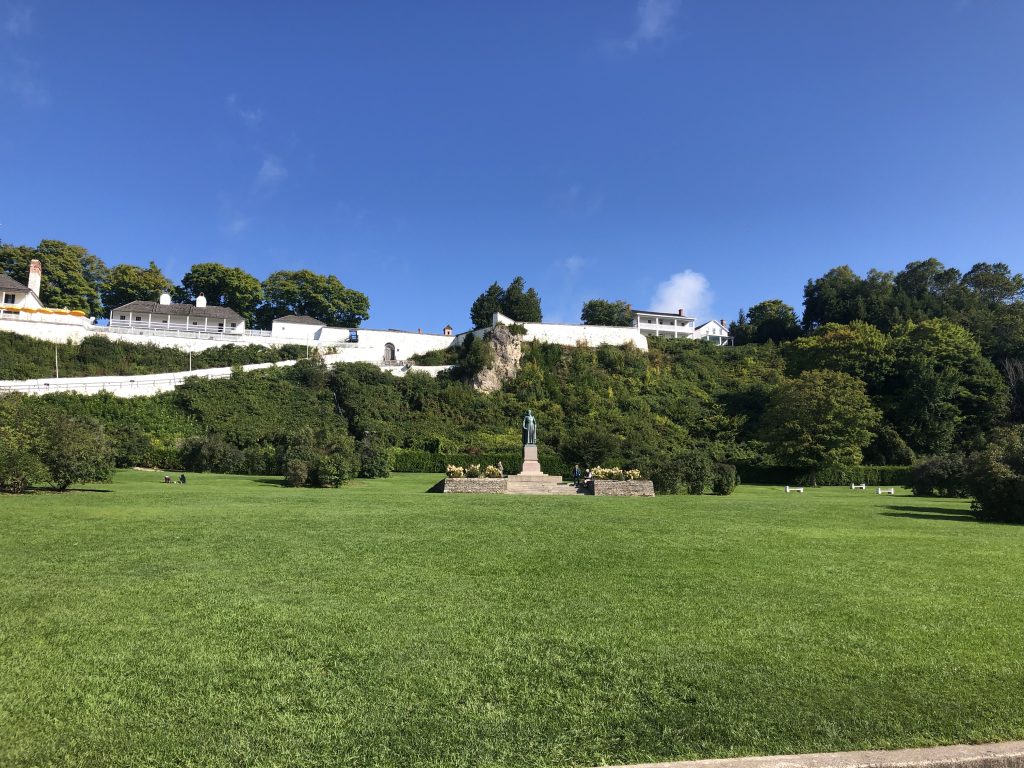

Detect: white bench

[851,483,866,490]
[785,486,804,493]
[877,487,895,495]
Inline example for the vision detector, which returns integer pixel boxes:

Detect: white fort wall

[477,312,649,350]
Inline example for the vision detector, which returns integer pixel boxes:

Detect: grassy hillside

[2,472,1022,767]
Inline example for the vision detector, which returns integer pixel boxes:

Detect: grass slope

[1,473,1022,768]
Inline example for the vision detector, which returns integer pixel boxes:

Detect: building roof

[273,314,324,326]
[0,273,31,293]
[111,301,244,322]
[695,320,729,333]
[632,308,696,320]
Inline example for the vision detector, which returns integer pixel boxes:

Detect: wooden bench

[785,485,804,493]
[877,487,895,495]
[851,483,866,490]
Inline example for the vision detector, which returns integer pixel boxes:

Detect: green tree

[0,240,106,315]
[731,300,801,344]
[177,262,263,324]
[501,276,542,323]
[887,319,1008,454]
[469,276,542,328]
[787,321,893,391]
[581,299,633,327]
[100,262,171,310]
[470,282,505,329]
[259,269,369,328]
[761,369,881,482]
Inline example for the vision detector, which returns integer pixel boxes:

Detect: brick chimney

[677,307,685,316]
[28,259,42,297]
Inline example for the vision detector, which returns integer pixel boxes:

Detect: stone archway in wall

[384,342,396,363]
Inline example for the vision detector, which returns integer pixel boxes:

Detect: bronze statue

[522,409,537,446]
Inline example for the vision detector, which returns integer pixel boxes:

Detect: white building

[692,319,732,346]
[109,292,246,335]
[632,309,732,345]
[0,266,43,310]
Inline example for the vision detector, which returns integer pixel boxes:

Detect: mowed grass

[1,473,1023,768]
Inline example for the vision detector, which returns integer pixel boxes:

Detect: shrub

[964,428,1024,523]
[710,463,737,495]
[284,458,310,487]
[465,463,482,478]
[0,427,47,493]
[358,435,394,479]
[642,450,712,495]
[37,419,115,490]
[484,464,503,478]
[446,464,465,478]
[910,454,970,498]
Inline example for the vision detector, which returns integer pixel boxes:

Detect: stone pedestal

[505,443,573,494]
[521,443,543,475]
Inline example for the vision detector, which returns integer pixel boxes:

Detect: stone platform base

[436,476,584,495]
[440,478,507,493]
[599,740,1024,768]
[506,474,582,495]
[591,479,655,497]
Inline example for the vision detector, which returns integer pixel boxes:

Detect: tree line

[0,239,370,328]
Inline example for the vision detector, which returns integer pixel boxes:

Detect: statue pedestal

[506,443,569,494]
[521,444,543,475]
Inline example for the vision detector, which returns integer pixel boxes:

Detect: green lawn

[2,472,1023,768]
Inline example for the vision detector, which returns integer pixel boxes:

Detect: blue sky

[1,0,1022,330]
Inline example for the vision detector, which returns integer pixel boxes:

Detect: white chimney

[28,259,42,297]
[159,291,172,305]
[195,293,207,308]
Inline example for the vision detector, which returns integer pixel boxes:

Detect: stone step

[505,481,586,496]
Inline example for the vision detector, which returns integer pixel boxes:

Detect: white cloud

[563,255,585,275]
[256,154,287,188]
[224,216,249,235]
[650,270,713,319]
[3,4,33,36]
[2,56,48,106]
[621,0,680,51]
[226,93,264,126]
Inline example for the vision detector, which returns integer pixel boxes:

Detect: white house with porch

[631,308,732,345]
[109,292,246,335]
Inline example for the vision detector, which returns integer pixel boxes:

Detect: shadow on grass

[882,504,977,523]
[250,477,287,487]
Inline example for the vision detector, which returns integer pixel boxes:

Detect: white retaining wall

[0,355,454,398]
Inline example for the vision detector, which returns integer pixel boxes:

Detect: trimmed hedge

[395,448,569,477]
[734,464,912,487]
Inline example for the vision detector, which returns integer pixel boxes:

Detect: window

[135,316,142,321]
[192,321,198,326]
[230,322,236,328]
[119,315,126,320]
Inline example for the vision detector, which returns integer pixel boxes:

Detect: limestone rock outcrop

[470,324,523,393]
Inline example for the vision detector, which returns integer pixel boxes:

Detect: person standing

[572,464,582,486]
